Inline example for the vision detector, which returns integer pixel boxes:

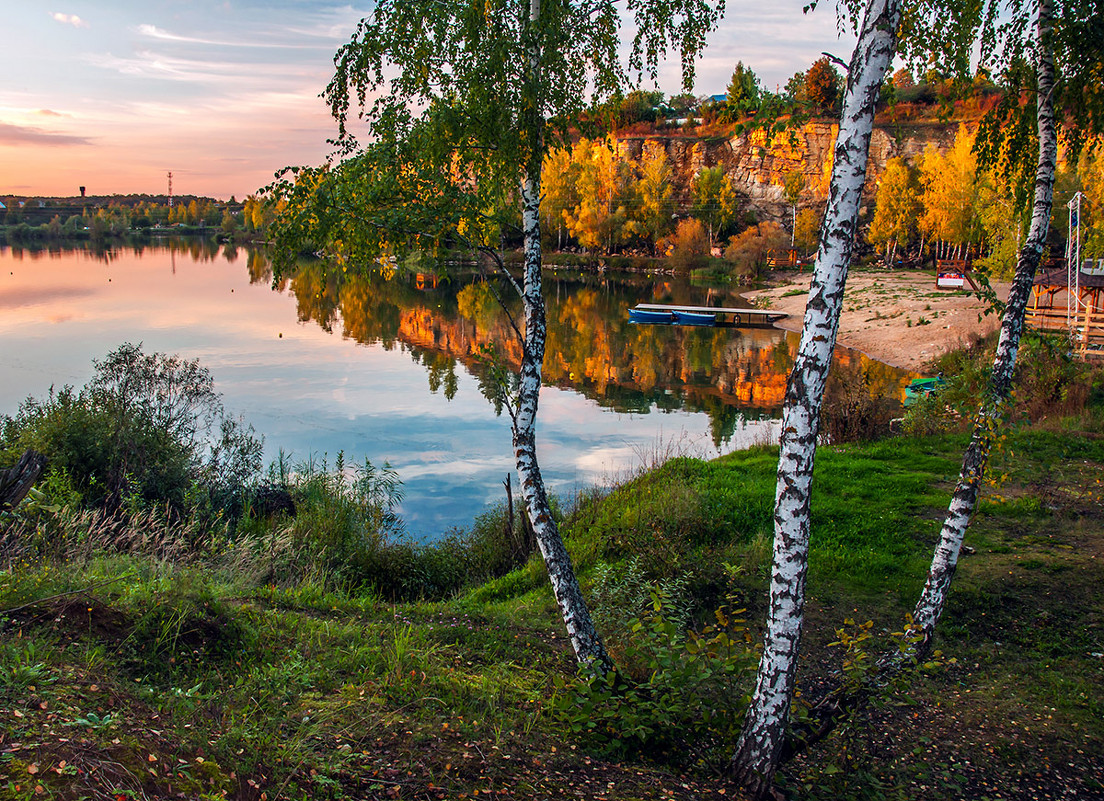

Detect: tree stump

[0,449,48,511]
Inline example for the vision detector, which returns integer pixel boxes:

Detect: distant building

[80,186,86,197]
[709,93,727,103]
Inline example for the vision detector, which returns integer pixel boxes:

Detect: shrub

[0,343,262,513]
[553,593,756,769]
[820,360,901,443]
[901,331,1102,436]
[664,218,710,271]
[723,221,789,280]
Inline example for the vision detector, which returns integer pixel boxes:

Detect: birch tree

[741,0,1104,783]
[729,2,906,792]
[913,0,1104,656]
[266,0,723,674]
[728,0,999,790]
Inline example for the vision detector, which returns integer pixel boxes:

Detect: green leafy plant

[68,711,116,730]
[553,594,757,769]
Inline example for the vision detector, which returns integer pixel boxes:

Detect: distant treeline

[2,194,276,244]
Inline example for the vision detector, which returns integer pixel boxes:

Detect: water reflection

[0,241,911,536]
[265,258,803,442]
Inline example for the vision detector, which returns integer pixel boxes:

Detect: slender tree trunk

[729,0,903,795]
[514,0,614,676]
[912,0,1057,652]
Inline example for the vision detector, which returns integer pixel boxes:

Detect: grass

[1,421,1103,799]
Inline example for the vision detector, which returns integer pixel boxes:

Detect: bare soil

[743,269,1013,372]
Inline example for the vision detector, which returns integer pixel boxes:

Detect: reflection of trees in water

[256,254,904,445]
[3,234,229,265]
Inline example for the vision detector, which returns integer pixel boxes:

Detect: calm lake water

[0,240,909,537]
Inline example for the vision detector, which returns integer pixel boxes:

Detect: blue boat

[673,310,717,326]
[628,308,675,324]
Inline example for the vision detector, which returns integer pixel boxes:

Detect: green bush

[553,593,756,769]
[902,330,1103,436]
[1,343,262,514]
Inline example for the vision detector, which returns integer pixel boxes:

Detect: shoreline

[743,268,1012,372]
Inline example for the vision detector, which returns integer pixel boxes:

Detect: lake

[0,240,909,537]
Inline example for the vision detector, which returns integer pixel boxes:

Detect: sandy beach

[743,269,1012,372]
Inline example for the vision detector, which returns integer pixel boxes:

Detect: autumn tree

[868,156,920,263]
[917,125,982,259]
[266,0,724,675]
[540,146,579,250]
[564,138,633,253]
[629,141,676,251]
[723,220,788,280]
[666,217,711,270]
[1077,140,1104,259]
[690,165,739,245]
[783,71,807,105]
[793,207,821,255]
[974,168,1023,277]
[782,171,805,248]
[891,67,915,88]
[805,56,843,114]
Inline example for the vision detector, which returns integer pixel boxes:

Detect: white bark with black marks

[512,0,614,676]
[912,0,1057,647]
[730,0,903,794]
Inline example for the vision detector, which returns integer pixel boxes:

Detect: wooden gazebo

[1028,261,1104,358]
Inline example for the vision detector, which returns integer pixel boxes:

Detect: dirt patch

[744,269,1012,372]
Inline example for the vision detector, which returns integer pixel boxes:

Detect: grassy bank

[2,414,1102,799]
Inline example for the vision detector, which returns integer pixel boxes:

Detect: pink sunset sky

[2,1,856,201]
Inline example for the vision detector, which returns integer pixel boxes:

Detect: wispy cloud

[136,23,330,49]
[0,121,91,146]
[88,50,316,85]
[50,12,88,28]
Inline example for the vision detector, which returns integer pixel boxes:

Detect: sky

[1,1,857,201]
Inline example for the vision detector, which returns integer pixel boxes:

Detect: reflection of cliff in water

[255,255,906,446]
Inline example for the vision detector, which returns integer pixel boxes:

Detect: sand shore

[743,269,1012,373]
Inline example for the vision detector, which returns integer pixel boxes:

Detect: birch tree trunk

[911,0,1057,651]
[514,0,614,676]
[729,0,903,795]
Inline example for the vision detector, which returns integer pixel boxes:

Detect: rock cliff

[616,120,957,223]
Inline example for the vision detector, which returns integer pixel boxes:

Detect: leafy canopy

[268,0,725,269]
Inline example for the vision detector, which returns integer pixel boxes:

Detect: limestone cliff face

[617,121,956,223]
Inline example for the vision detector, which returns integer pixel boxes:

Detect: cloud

[88,49,322,85]
[136,23,330,50]
[50,12,88,28]
[0,122,91,146]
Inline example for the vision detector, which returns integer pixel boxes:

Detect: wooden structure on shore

[1028,261,1104,358]
[935,258,981,290]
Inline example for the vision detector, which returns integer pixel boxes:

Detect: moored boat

[904,376,946,405]
[673,310,717,326]
[628,308,675,324]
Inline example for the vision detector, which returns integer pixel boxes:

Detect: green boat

[904,376,946,405]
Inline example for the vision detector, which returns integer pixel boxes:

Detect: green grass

[2,424,1102,800]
